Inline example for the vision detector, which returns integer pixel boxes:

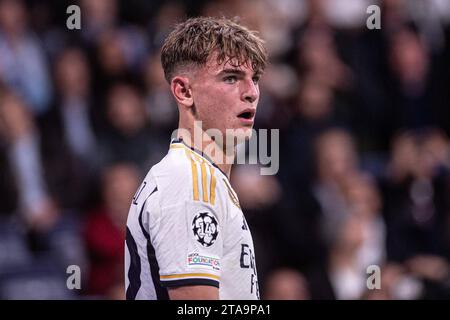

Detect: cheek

[196,86,235,116]
[193,80,248,132]
[210,94,238,126]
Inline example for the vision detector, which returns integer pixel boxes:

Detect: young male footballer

[125,16,268,300]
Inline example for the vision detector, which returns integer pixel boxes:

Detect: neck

[176,120,234,178]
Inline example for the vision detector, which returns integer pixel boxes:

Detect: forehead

[200,53,257,76]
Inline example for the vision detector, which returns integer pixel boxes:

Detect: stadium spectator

[0,0,52,115]
[0,0,449,299]
[39,47,100,211]
[83,162,140,298]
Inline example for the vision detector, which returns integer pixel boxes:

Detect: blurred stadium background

[1,0,450,300]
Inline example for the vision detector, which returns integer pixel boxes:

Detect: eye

[252,76,260,85]
[223,76,237,84]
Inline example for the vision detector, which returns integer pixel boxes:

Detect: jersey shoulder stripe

[125,226,141,299]
[169,142,217,206]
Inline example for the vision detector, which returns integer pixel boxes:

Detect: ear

[171,76,194,108]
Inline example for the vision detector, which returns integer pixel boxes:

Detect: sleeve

[152,182,224,288]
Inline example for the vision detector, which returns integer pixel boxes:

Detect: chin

[241,127,254,140]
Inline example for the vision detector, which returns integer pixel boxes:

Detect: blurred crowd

[0,0,450,299]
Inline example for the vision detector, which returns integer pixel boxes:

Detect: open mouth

[237,109,255,120]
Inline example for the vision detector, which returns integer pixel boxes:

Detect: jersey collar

[170,138,230,180]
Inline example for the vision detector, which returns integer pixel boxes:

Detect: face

[317,131,357,181]
[189,54,262,144]
[107,85,146,136]
[57,49,90,97]
[103,164,140,226]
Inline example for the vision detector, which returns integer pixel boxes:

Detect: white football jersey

[125,139,259,300]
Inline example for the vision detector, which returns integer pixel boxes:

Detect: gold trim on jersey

[160,273,220,281]
[209,166,216,205]
[170,143,217,206]
[189,153,200,201]
[200,161,208,203]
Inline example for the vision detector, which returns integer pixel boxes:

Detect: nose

[241,79,259,104]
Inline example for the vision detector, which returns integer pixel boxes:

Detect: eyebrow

[219,68,261,78]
